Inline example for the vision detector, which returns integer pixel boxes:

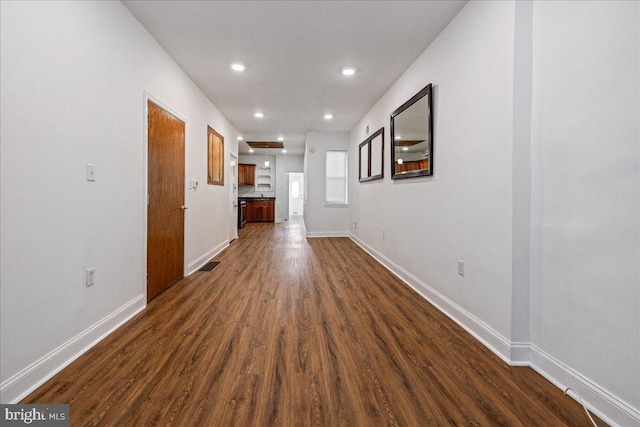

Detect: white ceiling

[122,1,467,155]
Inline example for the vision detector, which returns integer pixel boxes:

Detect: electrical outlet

[382,229,386,238]
[457,260,465,276]
[365,125,369,135]
[86,268,95,287]
[353,220,357,229]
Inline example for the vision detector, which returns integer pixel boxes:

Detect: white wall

[304,132,351,237]
[0,1,238,402]
[350,1,515,343]
[529,1,640,423]
[349,1,640,425]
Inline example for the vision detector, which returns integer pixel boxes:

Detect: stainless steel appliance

[238,200,246,228]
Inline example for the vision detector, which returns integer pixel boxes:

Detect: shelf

[254,164,273,192]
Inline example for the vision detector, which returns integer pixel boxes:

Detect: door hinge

[147,194,150,206]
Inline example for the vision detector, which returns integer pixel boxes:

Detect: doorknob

[181,205,188,211]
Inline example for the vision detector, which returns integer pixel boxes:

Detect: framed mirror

[359,127,384,182]
[390,83,433,179]
[207,125,224,185]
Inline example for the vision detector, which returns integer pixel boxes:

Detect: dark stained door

[147,100,185,302]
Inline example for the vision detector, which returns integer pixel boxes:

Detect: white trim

[306,231,350,238]
[530,344,639,427]
[509,341,530,366]
[186,240,229,276]
[230,152,239,242]
[0,295,145,404]
[349,233,512,364]
[144,92,188,124]
[349,232,640,427]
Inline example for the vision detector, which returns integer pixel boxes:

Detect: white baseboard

[349,234,512,364]
[0,294,145,404]
[509,342,531,366]
[186,240,229,275]
[529,344,639,427]
[306,231,350,238]
[349,233,639,427]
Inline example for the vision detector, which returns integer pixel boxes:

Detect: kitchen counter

[239,197,276,201]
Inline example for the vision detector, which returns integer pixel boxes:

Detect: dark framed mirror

[359,127,384,182]
[390,83,433,179]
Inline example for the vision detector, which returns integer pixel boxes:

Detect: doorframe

[288,172,304,217]
[143,91,188,303]
[230,151,238,241]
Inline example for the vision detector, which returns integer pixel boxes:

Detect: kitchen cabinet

[244,200,275,222]
[238,163,256,186]
[395,159,429,173]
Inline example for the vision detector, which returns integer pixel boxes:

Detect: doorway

[147,100,185,302]
[288,173,304,217]
[230,153,238,241]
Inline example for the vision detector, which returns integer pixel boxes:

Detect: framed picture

[359,127,384,182]
[391,83,433,179]
[207,126,224,185]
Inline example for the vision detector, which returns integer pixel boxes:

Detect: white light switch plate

[87,164,96,181]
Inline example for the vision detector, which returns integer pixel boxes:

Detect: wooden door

[147,101,185,302]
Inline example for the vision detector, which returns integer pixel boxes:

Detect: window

[325,150,348,204]
[291,181,300,198]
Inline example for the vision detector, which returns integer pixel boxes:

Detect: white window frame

[325,150,349,207]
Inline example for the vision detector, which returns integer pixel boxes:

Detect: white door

[289,173,304,216]
[230,153,238,240]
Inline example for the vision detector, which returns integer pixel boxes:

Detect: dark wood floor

[23,219,604,426]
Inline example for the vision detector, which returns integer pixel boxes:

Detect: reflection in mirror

[390,84,433,179]
[358,127,384,182]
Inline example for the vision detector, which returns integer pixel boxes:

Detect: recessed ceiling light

[237,136,243,141]
[402,147,409,151]
[395,136,401,140]
[231,63,245,72]
[341,67,357,76]
[248,149,254,153]
[254,112,264,118]
[282,149,287,153]
[324,114,333,120]
[277,136,284,141]
[397,159,403,164]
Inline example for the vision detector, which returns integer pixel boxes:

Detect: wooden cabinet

[244,200,275,222]
[395,159,429,173]
[238,163,256,186]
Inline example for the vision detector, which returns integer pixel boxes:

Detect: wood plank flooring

[23,218,605,426]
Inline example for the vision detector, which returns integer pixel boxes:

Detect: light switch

[87,164,96,182]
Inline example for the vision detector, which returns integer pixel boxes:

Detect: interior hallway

[23,219,602,426]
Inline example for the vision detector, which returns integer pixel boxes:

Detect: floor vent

[198,261,220,272]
